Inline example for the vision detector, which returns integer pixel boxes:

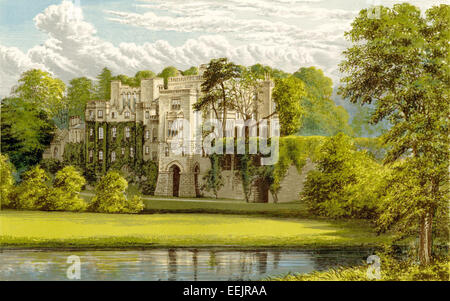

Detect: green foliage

[13,69,67,127]
[181,67,199,76]
[268,136,324,202]
[10,166,50,210]
[138,160,158,195]
[272,76,305,136]
[195,58,241,138]
[351,105,389,138]
[94,67,112,101]
[67,77,94,120]
[249,63,290,79]
[293,67,353,136]
[157,66,180,88]
[339,3,449,264]
[235,154,256,203]
[0,153,15,208]
[40,158,64,177]
[202,154,224,199]
[40,166,86,211]
[1,97,55,171]
[301,133,384,219]
[63,142,85,170]
[269,247,449,281]
[88,171,144,214]
[376,161,449,241]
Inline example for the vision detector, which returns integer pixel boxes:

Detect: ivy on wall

[63,142,85,170]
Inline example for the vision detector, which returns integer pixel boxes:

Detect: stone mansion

[44,64,283,202]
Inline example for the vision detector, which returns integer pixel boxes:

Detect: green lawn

[143,199,310,218]
[0,210,392,249]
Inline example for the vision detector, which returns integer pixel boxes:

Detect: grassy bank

[0,210,392,249]
[142,199,310,218]
[266,257,449,281]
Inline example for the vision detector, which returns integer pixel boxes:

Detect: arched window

[98,127,104,140]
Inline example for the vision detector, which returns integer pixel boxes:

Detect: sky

[0,0,448,97]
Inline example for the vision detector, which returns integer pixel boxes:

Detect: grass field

[0,210,392,249]
[142,199,310,218]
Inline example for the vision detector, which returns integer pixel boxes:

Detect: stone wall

[268,159,316,203]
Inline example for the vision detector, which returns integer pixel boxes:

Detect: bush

[39,166,87,211]
[88,171,144,214]
[40,158,64,176]
[301,133,385,219]
[11,166,50,210]
[0,153,15,208]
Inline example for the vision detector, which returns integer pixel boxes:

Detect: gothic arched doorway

[194,165,200,197]
[170,165,181,197]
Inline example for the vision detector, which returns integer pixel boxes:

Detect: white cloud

[0,0,448,97]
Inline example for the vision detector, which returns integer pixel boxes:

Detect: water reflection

[0,248,375,281]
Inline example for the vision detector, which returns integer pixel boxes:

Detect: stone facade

[268,159,316,203]
[45,64,284,201]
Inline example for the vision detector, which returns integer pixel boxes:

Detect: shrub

[40,158,64,176]
[11,166,49,210]
[301,133,385,219]
[88,171,144,213]
[0,153,15,208]
[39,166,87,211]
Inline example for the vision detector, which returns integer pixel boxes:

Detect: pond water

[0,248,377,281]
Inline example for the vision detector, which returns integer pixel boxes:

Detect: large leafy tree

[158,66,180,88]
[272,76,305,136]
[0,153,15,208]
[194,58,240,139]
[293,67,353,136]
[13,69,67,127]
[1,97,55,171]
[67,77,94,120]
[95,67,113,101]
[339,3,449,265]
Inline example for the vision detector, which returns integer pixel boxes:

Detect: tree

[95,67,113,101]
[42,166,87,211]
[0,153,15,208]
[250,64,290,79]
[88,171,144,213]
[11,165,49,210]
[194,58,240,139]
[13,69,67,127]
[158,66,180,88]
[67,77,94,120]
[301,133,384,219]
[339,3,449,264]
[272,76,305,136]
[202,154,224,199]
[1,97,55,171]
[293,67,353,136]
[133,70,156,86]
[227,67,261,121]
[182,67,199,76]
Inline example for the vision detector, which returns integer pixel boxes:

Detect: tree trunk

[418,211,433,265]
[272,192,278,204]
